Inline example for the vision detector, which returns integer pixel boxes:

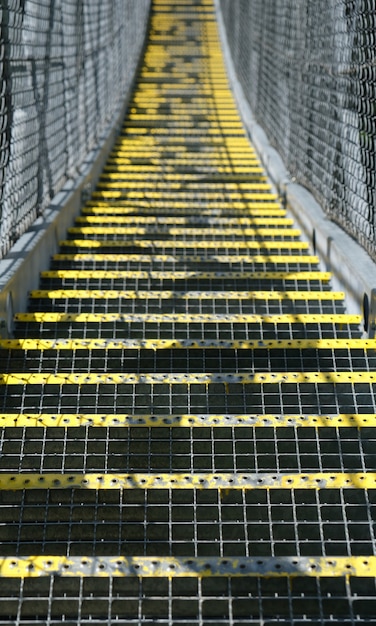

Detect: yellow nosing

[2,555,376,578]
[67,226,302,237]
[0,472,375,491]
[99,171,267,180]
[82,204,285,214]
[91,191,279,200]
[0,412,374,428]
[30,289,344,301]
[59,239,310,250]
[96,181,272,189]
[1,338,374,352]
[75,216,292,226]
[0,370,371,386]
[41,270,330,281]
[2,556,376,578]
[52,254,319,264]
[15,313,358,324]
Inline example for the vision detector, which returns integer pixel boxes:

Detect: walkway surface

[1,0,376,623]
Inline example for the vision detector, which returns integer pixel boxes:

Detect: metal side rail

[1,0,376,624]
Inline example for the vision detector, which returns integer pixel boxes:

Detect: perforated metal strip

[29,289,345,301]
[75,216,293,225]
[0,371,373,385]
[0,472,374,490]
[91,191,280,200]
[0,338,374,351]
[53,254,319,264]
[41,270,329,281]
[60,239,309,249]
[0,412,373,428]
[15,312,359,324]
[82,203,284,214]
[1,556,376,578]
[67,226,302,237]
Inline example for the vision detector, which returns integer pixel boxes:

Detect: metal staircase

[0,0,376,623]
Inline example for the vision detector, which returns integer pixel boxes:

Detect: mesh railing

[0,0,150,259]
[218,0,376,262]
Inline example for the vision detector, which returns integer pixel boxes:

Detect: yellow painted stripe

[1,338,374,352]
[75,216,292,226]
[30,289,344,301]
[122,127,245,135]
[41,270,330,281]
[0,472,374,491]
[0,370,370,386]
[82,204,284,214]
[3,555,376,578]
[100,171,267,180]
[125,115,243,122]
[114,137,245,147]
[68,226,301,236]
[53,254,318,264]
[103,162,263,170]
[16,313,356,324]
[91,191,279,200]
[60,239,309,250]
[102,149,259,156]
[0,413,373,429]
[2,555,376,578]
[96,181,272,189]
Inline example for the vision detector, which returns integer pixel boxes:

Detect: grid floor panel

[1,381,375,415]
[27,297,347,316]
[1,576,376,624]
[0,427,375,474]
[13,321,361,341]
[1,347,375,374]
[0,488,375,558]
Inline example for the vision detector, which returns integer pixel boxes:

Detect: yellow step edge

[59,239,310,249]
[111,141,255,148]
[82,202,283,212]
[104,161,261,168]
[125,115,243,122]
[0,412,373,429]
[1,338,373,352]
[91,192,280,201]
[81,206,286,215]
[96,181,272,190]
[67,227,301,236]
[53,254,318,264]
[103,166,264,173]
[75,217,292,226]
[2,555,376,578]
[29,289,343,300]
[0,472,374,491]
[16,313,355,324]
[40,270,330,281]
[104,157,260,163]
[0,370,368,386]
[99,172,267,180]
[122,125,244,137]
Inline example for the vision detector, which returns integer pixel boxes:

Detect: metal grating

[218,0,376,263]
[0,0,150,258]
[1,0,376,623]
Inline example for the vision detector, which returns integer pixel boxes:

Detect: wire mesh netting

[0,0,150,259]
[218,0,376,262]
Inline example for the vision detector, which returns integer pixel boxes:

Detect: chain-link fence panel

[0,0,150,259]
[218,0,376,262]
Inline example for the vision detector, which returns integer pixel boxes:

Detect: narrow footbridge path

[1,0,376,623]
